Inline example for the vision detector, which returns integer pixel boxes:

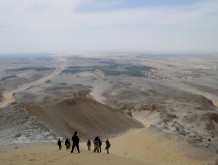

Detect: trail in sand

[0,57,68,108]
[90,69,107,104]
[90,82,107,104]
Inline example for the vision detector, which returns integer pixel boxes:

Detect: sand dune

[25,97,143,139]
[110,129,216,165]
[0,145,147,165]
[0,128,216,165]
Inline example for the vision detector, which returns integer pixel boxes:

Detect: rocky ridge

[0,103,58,150]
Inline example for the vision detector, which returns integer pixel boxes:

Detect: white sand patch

[132,111,161,128]
[77,71,93,77]
[0,91,14,108]
[90,82,108,104]
[213,100,218,108]
[90,70,111,104]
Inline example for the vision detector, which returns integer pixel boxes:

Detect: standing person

[65,138,68,150]
[87,140,91,151]
[65,138,70,150]
[93,136,99,153]
[99,138,102,152]
[68,139,71,149]
[105,139,111,154]
[71,131,80,153]
[57,138,62,150]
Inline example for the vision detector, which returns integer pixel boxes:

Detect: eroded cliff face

[105,84,218,152]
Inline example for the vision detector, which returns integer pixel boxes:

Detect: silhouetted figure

[93,136,100,153]
[57,138,62,150]
[105,139,111,154]
[87,140,91,151]
[99,138,102,152]
[65,138,71,150]
[71,131,80,153]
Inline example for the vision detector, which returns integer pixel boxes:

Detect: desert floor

[0,128,216,165]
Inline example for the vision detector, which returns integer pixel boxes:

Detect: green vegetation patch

[64,63,152,77]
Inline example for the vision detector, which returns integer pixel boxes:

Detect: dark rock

[178,130,187,136]
[14,133,21,138]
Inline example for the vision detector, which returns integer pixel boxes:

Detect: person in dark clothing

[93,136,99,153]
[65,138,71,150]
[57,138,62,150]
[71,131,80,153]
[99,138,102,152]
[105,139,111,154]
[87,140,91,151]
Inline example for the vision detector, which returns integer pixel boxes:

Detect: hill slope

[25,97,143,139]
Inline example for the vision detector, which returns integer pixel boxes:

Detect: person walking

[57,138,62,150]
[99,138,102,152]
[87,140,91,151]
[65,138,71,150]
[71,131,80,153]
[105,139,111,154]
[93,136,99,153]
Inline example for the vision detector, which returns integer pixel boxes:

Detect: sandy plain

[0,128,216,165]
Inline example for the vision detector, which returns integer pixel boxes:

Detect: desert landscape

[0,54,218,165]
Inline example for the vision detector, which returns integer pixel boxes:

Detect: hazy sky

[0,0,218,54]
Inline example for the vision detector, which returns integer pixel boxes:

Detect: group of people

[57,131,111,154]
[90,136,111,154]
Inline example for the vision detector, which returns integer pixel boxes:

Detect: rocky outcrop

[0,103,58,147]
[209,113,218,123]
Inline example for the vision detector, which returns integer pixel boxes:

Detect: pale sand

[0,91,14,108]
[109,129,215,165]
[0,145,147,165]
[0,129,215,165]
[213,100,218,108]
[90,82,107,104]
